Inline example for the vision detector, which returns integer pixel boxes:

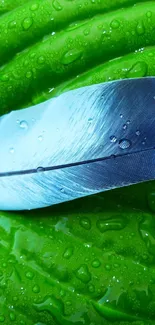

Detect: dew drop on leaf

[52,0,62,11]
[63,247,74,259]
[136,22,145,35]
[80,217,91,230]
[110,19,120,29]
[9,20,17,29]
[75,264,91,283]
[9,312,16,321]
[32,285,40,293]
[92,259,101,268]
[30,3,39,11]
[127,62,147,78]
[61,49,83,65]
[22,17,33,30]
[25,271,34,279]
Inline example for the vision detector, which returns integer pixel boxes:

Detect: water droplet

[60,188,65,193]
[66,21,86,32]
[9,312,16,321]
[30,3,38,11]
[26,71,32,79]
[66,301,72,306]
[110,136,117,143]
[20,120,28,129]
[38,56,45,64]
[136,130,140,136]
[8,86,12,91]
[110,19,120,29]
[0,316,5,322]
[38,135,43,141]
[52,0,62,10]
[80,217,91,230]
[30,52,36,59]
[1,74,9,81]
[127,120,130,125]
[63,247,73,259]
[127,62,147,78]
[88,117,93,122]
[13,297,18,302]
[84,242,92,248]
[61,48,82,65]
[114,263,119,268]
[23,60,28,67]
[148,52,153,57]
[105,264,111,271]
[55,265,68,281]
[33,285,40,293]
[92,259,101,268]
[9,147,14,154]
[96,217,127,233]
[34,296,64,317]
[9,20,17,29]
[37,167,45,172]
[25,271,34,279]
[139,214,155,257]
[136,22,145,35]
[148,192,155,212]
[142,253,149,261]
[98,24,103,30]
[123,124,127,130]
[88,284,95,293]
[120,114,123,118]
[83,28,90,36]
[60,289,66,297]
[22,17,33,30]
[75,264,91,283]
[146,11,152,18]
[119,139,131,150]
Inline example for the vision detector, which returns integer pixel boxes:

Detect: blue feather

[0,77,155,210]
